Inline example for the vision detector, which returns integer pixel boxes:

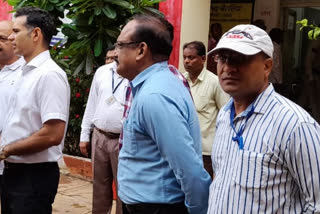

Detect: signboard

[210,3,253,33]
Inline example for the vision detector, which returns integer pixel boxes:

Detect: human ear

[31,27,42,42]
[136,42,148,61]
[264,58,273,77]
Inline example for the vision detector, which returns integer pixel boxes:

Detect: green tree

[6,0,164,156]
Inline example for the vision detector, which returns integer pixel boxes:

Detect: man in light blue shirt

[115,15,211,214]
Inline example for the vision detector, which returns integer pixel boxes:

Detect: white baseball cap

[208,24,274,58]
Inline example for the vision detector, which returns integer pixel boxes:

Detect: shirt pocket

[122,120,138,155]
[232,150,268,188]
[195,96,213,113]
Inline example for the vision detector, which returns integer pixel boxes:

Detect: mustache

[114,57,119,65]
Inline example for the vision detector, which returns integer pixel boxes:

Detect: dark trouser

[0,174,2,195]
[203,155,213,179]
[122,201,188,214]
[1,161,60,214]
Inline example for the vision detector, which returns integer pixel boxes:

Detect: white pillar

[254,0,280,31]
[179,0,211,71]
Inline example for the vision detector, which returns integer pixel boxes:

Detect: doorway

[281,6,320,123]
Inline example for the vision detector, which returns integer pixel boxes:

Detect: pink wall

[159,0,183,69]
[0,2,13,21]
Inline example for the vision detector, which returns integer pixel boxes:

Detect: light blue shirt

[118,61,211,214]
[208,84,320,214]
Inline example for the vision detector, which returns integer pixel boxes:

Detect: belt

[124,202,187,213]
[95,128,120,139]
[4,161,58,169]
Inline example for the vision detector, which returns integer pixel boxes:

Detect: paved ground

[53,174,116,214]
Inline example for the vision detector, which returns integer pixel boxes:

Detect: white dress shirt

[0,57,25,132]
[0,57,25,173]
[1,51,70,163]
[80,62,128,142]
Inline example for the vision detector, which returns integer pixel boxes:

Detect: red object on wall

[0,2,13,21]
[159,0,183,69]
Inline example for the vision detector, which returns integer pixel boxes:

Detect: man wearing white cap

[207,24,320,213]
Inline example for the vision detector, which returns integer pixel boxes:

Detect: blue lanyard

[229,104,255,150]
[112,69,124,94]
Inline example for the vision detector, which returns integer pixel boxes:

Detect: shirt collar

[0,57,25,72]
[22,50,50,72]
[224,84,275,117]
[185,67,206,84]
[197,68,206,81]
[130,61,168,96]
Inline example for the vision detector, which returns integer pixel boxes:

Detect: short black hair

[106,45,115,52]
[15,7,56,47]
[269,28,283,44]
[252,19,267,31]
[210,23,222,32]
[183,41,206,56]
[130,14,173,61]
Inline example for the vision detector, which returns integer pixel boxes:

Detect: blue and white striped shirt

[208,84,320,214]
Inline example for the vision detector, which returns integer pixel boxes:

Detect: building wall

[179,0,211,71]
[253,0,280,31]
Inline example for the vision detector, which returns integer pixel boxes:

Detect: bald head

[0,20,18,65]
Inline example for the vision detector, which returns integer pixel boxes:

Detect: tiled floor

[53,174,116,214]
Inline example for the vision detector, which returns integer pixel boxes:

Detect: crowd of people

[0,6,320,214]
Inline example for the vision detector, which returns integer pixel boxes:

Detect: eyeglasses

[114,41,141,49]
[214,51,257,66]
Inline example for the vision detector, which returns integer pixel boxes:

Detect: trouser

[203,155,213,179]
[92,128,122,214]
[122,201,188,214]
[1,161,60,214]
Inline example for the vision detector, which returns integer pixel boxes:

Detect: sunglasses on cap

[214,50,260,66]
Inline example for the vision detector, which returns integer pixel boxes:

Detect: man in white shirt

[0,7,70,214]
[79,60,127,214]
[105,45,116,65]
[0,20,25,196]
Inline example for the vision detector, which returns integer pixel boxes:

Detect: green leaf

[104,0,134,10]
[73,60,85,76]
[6,0,19,6]
[59,60,70,69]
[56,0,70,7]
[49,0,60,3]
[45,4,54,11]
[143,7,164,16]
[85,54,93,74]
[94,39,103,57]
[102,5,117,19]
[140,0,164,6]
[308,30,314,40]
[313,27,320,40]
[88,15,94,25]
[105,29,119,38]
[94,7,102,16]
[296,19,308,27]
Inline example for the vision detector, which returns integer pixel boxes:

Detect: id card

[106,95,116,105]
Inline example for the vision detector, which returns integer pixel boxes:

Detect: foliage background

[297,19,320,40]
[6,0,163,156]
